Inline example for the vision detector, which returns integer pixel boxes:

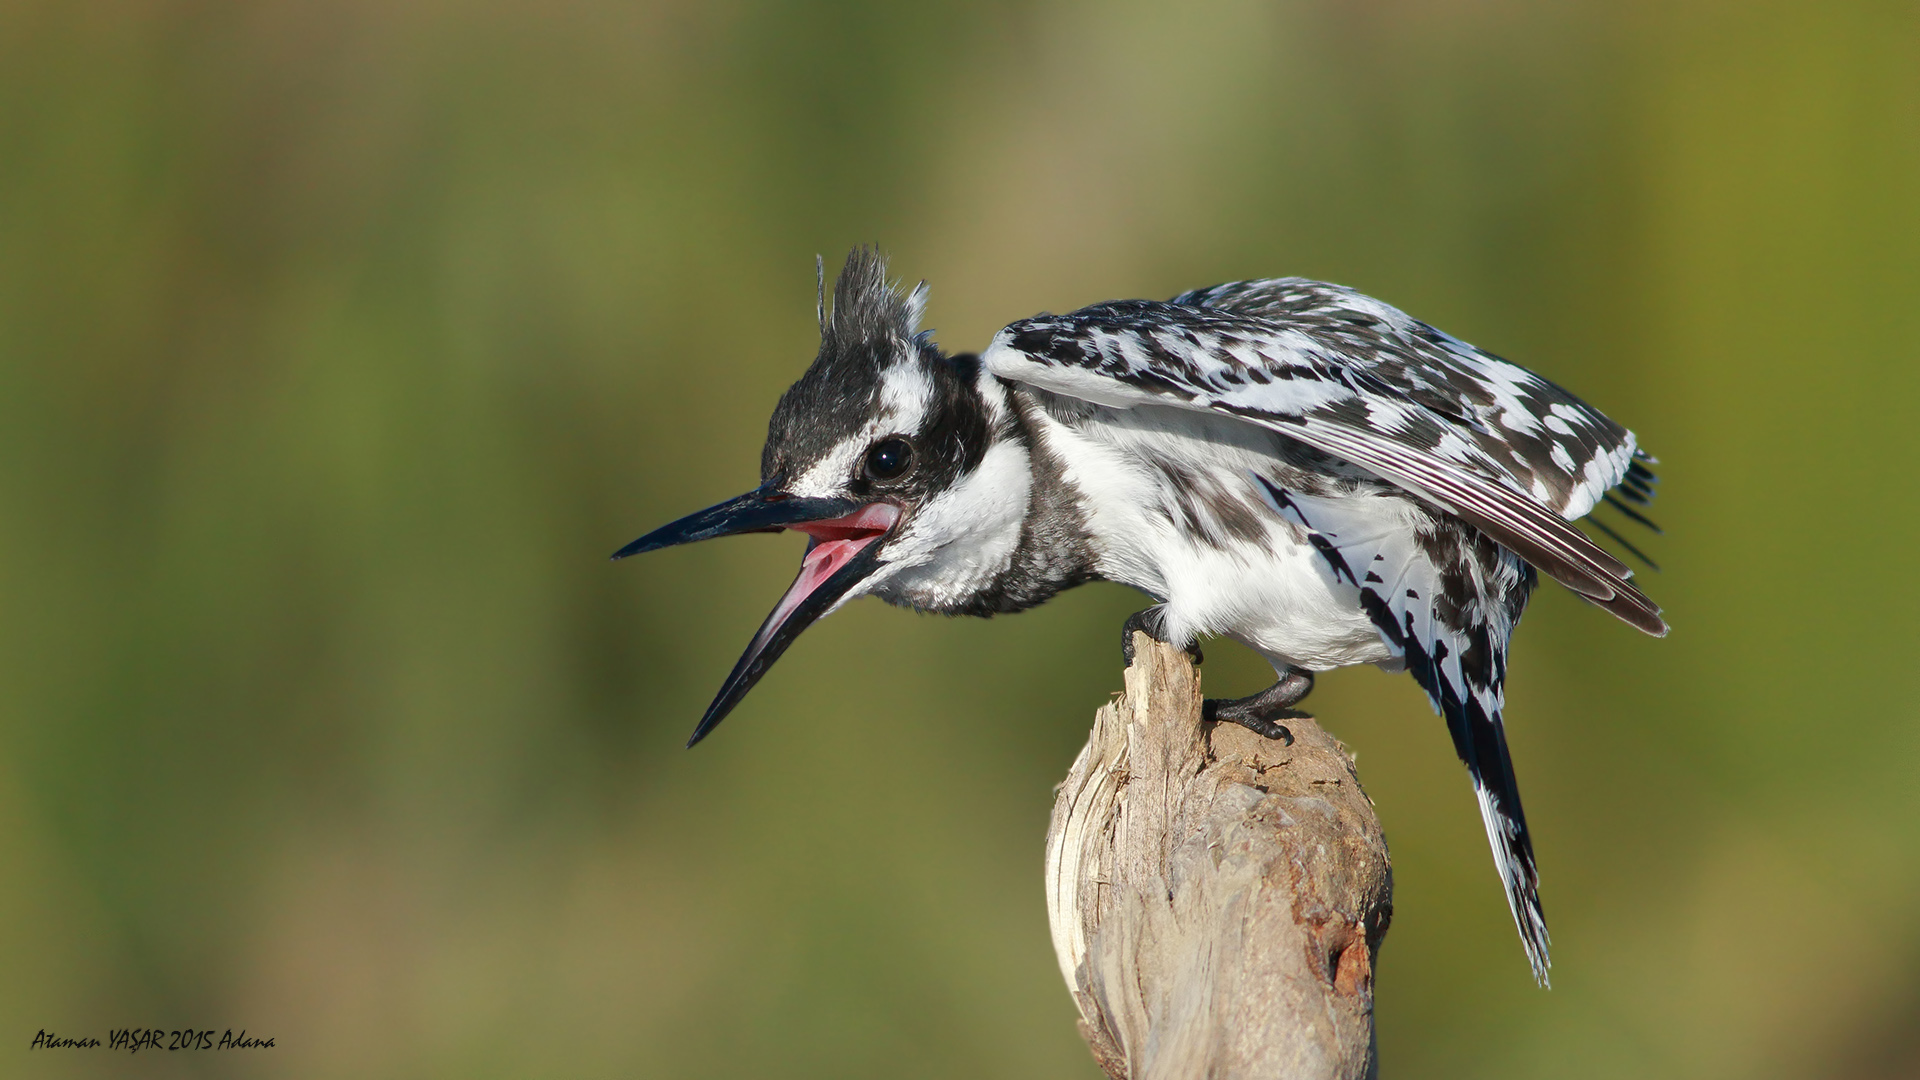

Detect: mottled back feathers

[984,282,1666,637]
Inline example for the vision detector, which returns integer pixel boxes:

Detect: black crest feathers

[821,246,928,365]
[761,249,940,483]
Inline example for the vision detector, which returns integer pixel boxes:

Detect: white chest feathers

[1028,400,1395,671]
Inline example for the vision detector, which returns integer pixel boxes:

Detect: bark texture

[1045,633,1393,1080]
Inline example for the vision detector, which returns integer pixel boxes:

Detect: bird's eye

[864,437,913,481]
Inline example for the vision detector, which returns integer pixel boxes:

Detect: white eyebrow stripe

[788,436,866,497]
[877,363,935,432]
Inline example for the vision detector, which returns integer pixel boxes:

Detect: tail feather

[1259,478,1551,983]
[1456,703,1551,985]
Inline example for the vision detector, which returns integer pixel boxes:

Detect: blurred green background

[2,1,1916,1076]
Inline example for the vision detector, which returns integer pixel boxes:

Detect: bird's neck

[939,379,1101,615]
[867,373,1100,617]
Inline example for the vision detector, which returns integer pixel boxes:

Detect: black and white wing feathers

[983,288,1667,636]
[1173,278,1639,521]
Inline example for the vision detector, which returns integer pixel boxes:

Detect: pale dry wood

[1045,633,1393,1080]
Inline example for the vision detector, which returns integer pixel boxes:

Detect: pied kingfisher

[616,249,1666,983]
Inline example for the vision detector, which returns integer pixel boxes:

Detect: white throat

[867,434,1033,611]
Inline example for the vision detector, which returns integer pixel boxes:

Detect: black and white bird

[616,249,1666,984]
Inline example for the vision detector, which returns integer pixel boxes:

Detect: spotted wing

[982,292,1667,636]
[1173,278,1642,519]
[1259,481,1551,983]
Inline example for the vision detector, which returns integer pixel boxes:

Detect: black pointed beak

[684,532,887,747]
[610,489,865,560]
[613,490,902,747]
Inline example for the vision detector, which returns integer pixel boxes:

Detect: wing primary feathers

[1261,415,1669,636]
[1602,494,1664,534]
[1617,459,1660,505]
[1277,416,1631,580]
[1617,470,1655,499]
[1586,515,1662,572]
[1611,483,1653,507]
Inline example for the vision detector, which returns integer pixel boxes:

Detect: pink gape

[757,503,901,645]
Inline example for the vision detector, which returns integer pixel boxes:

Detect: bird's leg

[1203,669,1313,745]
[1120,608,1203,668]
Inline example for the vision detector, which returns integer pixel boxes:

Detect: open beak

[612,490,901,746]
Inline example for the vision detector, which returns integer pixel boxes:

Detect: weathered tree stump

[1045,633,1393,1080]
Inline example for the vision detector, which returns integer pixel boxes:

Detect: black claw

[1239,715,1296,744]
[1121,609,1201,667]
[1202,667,1314,744]
[1120,610,1157,667]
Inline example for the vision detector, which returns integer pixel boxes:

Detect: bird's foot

[1203,668,1314,745]
[1121,608,1202,668]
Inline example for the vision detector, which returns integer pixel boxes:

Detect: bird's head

[614,249,1030,745]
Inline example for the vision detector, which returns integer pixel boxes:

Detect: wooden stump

[1045,633,1394,1080]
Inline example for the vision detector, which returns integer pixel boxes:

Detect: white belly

[1029,400,1394,673]
[1145,532,1393,671]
